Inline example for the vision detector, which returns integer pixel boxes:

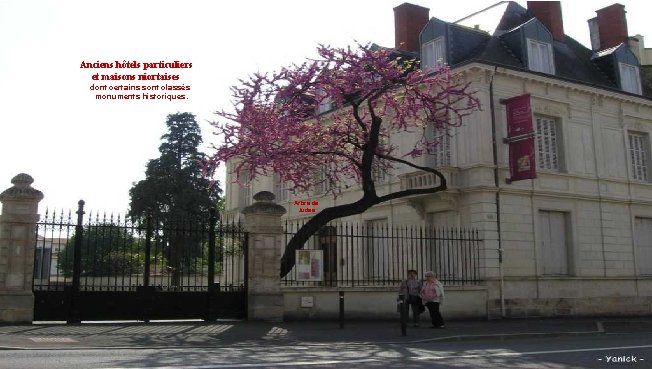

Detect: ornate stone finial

[0,173,44,202]
[11,173,34,187]
[242,191,286,216]
[253,191,276,202]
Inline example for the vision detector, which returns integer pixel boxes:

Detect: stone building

[226,1,652,318]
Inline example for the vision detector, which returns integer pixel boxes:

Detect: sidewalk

[1,317,651,350]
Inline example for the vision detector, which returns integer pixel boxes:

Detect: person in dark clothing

[398,269,424,327]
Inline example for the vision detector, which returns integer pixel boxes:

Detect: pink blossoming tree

[207,44,480,277]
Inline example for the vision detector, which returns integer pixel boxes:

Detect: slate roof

[429,1,651,99]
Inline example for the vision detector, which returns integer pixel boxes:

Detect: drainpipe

[489,66,505,318]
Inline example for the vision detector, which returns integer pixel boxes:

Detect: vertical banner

[503,94,536,181]
[504,94,533,137]
[508,138,536,181]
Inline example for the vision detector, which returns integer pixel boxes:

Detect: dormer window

[619,63,642,94]
[421,37,446,72]
[527,39,555,74]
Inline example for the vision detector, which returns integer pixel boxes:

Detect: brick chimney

[588,3,628,51]
[394,3,429,53]
[527,1,565,41]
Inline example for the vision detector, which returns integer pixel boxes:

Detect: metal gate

[33,201,248,322]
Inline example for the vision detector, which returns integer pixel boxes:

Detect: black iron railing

[33,202,247,293]
[282,220,482,287]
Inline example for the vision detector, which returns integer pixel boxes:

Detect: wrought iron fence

[282,220,482,287]
[33,203,247,293]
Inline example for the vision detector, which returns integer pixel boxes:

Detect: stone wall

[486,279,652,318]
[282,286,488,320]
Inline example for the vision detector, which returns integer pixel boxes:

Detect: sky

[0,0,649,215]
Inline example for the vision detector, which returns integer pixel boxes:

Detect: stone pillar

[243,191,286,322]
[0,174,44,322]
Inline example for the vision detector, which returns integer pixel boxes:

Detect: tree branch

[350,103,368,134]
[373,152,448,200]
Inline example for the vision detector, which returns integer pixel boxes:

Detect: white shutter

[619,63,642,94]
[238,171,251,207]
[273,174,289,202]
[422,37,445,72]
[535,116,560,171]
[428,212,459,280]
[422,41,434,69]
[528,39,554,74]
[629,132,649,181]
[426,125,451,168]
[366,219,389,280]
[635,218,652,275]
[371,161,387,182]
[539,211,568,275]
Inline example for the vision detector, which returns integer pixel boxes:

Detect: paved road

[1,333,651,369]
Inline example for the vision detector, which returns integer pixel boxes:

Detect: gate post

[0,174,43,322]
[242,191,286,322]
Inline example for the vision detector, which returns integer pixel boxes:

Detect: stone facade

[0,174,43,322]
[225,2,652,319]
[226,64,652,319]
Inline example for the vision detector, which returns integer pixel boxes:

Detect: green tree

[58,223,142,277]
[129,112,221,288]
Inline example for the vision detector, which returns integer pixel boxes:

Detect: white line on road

[101,358,377,369]
[412,344,652,360]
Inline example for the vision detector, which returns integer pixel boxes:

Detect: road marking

[263,326,289,340]
[29,337,78,343]
[413,344,652,360]
[101,359,377,369]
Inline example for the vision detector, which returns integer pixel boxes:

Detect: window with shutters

[535,115,562,171]
[365,219,389,280]
[538,210,570,276]
[527,39,555,74]
[238,170,252,208]
[619,63,642,95]
[313,165,332,195]
[426,211,460,280]
[371,159,388,183]
[421,37,446,72]
[634,217,652,275]
[273,173,289,202]
[425,125,451,168]
[628,132,650,182]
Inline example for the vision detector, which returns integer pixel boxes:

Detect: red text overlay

[294,200,319,213]
[81,60,193,101]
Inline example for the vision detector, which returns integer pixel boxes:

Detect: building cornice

[456,62,652,108]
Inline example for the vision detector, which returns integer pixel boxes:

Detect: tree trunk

[280,196,378,277]
[280,167,448,278]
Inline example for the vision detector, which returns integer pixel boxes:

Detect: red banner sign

[503,94,536,181]
[504,94,533,138]
[508,138,536,181]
